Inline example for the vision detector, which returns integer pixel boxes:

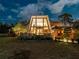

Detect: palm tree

[58,13,73,26]
[58,13,73,42]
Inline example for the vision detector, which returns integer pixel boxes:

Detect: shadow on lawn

[8,49,31,59]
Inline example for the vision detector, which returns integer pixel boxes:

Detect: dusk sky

[0,0,79,24]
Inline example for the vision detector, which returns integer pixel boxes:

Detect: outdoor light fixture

[63,38,67,42]
[68,40,72,43]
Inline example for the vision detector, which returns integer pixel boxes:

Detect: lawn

[0,37,79,59]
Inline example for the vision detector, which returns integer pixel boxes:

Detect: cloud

[49,0,79,13]
[18,4,44,20]
[15,3,21,7]
[18,0,52,20]
[7,15,13,20]
[0,4,6,11]
[11,9,19,13]
[18,0,79,21]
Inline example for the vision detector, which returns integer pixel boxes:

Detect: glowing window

[37,19,43,26]
[32,19,36,26]
[44,18,48,26]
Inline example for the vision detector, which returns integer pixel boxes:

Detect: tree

[58,13,73,26]
[58,13,74,42]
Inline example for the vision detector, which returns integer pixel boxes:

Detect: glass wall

[30,16,51,35]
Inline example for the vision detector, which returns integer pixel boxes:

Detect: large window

[30,16,50,35]
[37,19,43,26]
[32,19,36,26]
[32,18,48,27]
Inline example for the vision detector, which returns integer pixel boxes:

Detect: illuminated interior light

[29,16,51,35]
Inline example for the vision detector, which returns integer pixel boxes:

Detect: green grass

[0,37,16,46]
[0,37,15,59]
[0,37,79,59]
